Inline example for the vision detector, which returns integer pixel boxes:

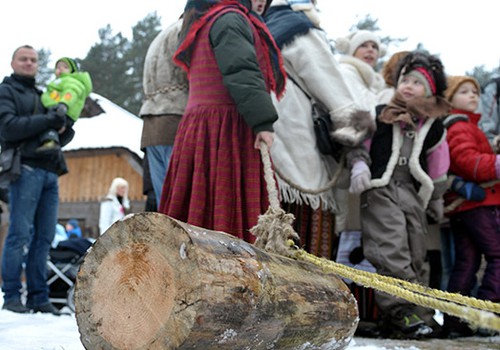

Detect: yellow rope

[255,142,500,332]
[294,247,500,331]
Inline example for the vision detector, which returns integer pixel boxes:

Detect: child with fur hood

[442,75,500,337]
[350,51,451,339]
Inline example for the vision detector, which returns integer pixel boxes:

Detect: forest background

[29,12,500,116]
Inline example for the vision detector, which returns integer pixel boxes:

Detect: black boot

[381,307,433,339]
[2,299,31,313]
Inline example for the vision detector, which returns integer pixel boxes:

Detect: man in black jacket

[0,45,74,315]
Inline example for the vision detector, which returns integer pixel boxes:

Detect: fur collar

[379,91,451,127]
[339,55,384,91]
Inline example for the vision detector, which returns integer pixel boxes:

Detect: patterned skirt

[282,201,337,260]
[159,105,269,243]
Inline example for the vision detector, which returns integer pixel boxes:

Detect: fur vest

[370,106,447,207]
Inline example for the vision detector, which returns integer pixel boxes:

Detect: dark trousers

[448,206,500,302]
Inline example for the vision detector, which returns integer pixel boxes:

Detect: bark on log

[75,212,358,350]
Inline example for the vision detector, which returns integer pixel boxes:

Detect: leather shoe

[2,299,31,314]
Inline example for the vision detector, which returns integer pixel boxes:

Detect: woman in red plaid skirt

[159,0,286,242]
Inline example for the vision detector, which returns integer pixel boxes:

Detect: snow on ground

[1,296,498,350]
[0,295,383,350]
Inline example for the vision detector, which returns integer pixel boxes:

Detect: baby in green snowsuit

[39,57,92,152]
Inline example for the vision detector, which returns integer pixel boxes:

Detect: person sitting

[51,223,68,249]
[65,219,82,239]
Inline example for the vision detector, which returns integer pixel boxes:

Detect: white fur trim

[369,120,436,207]
[409,119,435,207]
[340,56,380,89]
[370,124,403,188]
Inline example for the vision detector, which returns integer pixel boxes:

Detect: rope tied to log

[253,141,500,333]
[250,142,300,257]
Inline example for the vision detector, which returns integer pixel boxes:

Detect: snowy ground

[0,297,498,350]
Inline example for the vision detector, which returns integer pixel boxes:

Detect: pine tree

[79,25,130,108]
[122,12,162,115]
[78,13,162,115]
[37,48,53,87]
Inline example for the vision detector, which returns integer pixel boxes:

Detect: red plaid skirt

[159,105,269,243]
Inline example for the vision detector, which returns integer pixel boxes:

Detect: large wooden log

[75,212,358,349]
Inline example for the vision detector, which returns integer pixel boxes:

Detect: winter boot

[2,299,31,313]
[381,307,433,339]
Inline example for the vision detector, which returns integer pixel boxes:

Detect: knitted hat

[67,219,79,228]
[394,51,447,98]
[445,75,481,102]
[56,57,79,73]
[404,67,436,97]
[336,30,386,57]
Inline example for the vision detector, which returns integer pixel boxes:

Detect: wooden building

[57,94,146,237]
[58,147,145,238]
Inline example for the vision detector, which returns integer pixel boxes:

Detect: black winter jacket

[0,74,74,175]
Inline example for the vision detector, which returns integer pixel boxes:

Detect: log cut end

[76,213,200,349]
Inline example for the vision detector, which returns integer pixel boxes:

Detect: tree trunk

[75,212,358,350]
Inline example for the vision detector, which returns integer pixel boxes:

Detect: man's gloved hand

[426,198,444,223]
[55,103,68,117]
[46,104,67,129]
[349,160,371,194]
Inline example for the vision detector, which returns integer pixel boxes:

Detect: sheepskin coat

[139,19,188,147]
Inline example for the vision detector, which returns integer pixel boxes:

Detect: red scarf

[174,1,286,98]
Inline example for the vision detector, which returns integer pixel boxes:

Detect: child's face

[353,41,380,68]
[396,74,426,101]
[450,82,479,112]
[55,61,71,77]
[251,0,266,15]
